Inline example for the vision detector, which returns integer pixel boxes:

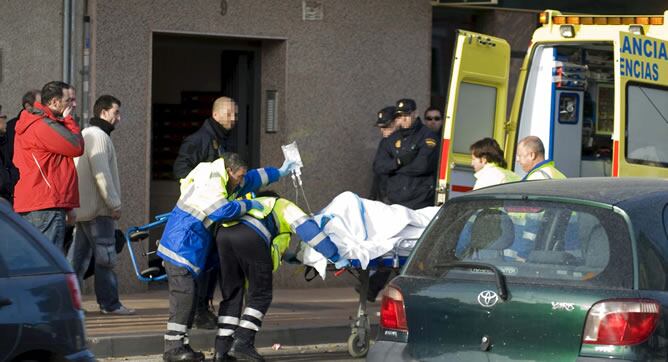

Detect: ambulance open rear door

[614,31,668,178]
[436,30,510,204]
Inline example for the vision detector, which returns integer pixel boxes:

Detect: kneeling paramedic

[157,153,297,362]
[213,192,340,361]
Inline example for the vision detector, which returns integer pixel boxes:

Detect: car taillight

[65,273,82,310]
[582,299,659,346]
[380,285,408,331]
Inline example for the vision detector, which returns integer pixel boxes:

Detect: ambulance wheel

[347,332,370,358]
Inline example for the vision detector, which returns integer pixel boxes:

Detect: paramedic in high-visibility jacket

[213,191,340,362]
[158,152,297,362]
[516,136,567,180]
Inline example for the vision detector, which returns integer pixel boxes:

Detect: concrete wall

[88,0,432,292]
[0,1,64,116]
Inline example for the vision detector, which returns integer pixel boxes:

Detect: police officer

[369,106,398,203]
[516,136,567,180]
[373,98,439,210]
[159,153,297,362]
[213,191,340,362]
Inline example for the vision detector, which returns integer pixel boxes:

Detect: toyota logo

[477,290,499,308]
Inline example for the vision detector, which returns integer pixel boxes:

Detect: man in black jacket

[369,106,398,203]
[172,96,238,330]
[373,98,439,210]
[1,90,41,204]
[173,96,236,179]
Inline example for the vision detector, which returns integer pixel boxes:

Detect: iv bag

[281,141,303,176]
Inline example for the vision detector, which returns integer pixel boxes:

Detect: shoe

[213,352,236,361]
[101,305,136,315]
[163,345,204,362]
[229,340,264,362]
[193,309,217,329]
[183,344,205,361]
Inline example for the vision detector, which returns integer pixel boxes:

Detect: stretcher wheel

[140,267,163,279]
[347,332,370,358]
[129,230,150,242]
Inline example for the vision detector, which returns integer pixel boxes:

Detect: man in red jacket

[13,81,84,252]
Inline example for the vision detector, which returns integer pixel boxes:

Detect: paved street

[98,343,363,362]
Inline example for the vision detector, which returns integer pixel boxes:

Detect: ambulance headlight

[559,25,575,38]
[629,25,645,35]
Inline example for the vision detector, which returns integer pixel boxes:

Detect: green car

[368,178,668,361]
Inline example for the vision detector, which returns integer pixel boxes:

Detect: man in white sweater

[69,95,134,315]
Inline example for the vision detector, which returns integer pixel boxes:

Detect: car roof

[461,177,668,206]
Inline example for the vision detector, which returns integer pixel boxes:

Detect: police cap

[394,98,417,116]
[375,106,397,128]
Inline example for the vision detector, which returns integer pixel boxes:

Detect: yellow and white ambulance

[437,10,668,203]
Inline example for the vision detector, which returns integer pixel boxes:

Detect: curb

[88,324,377,358]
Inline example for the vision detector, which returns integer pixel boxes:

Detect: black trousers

[215,223,273,343]
[164,262,196,352]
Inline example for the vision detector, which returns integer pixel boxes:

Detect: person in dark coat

[1,90,41,204]
[173,97,236,180]
[373,98,439,210]
[369,106,398,203]
[172,96,238,330]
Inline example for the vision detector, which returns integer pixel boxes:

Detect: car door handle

[0,297,13,307]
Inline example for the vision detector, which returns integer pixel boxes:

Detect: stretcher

[124,213,170,282]
[302,239,415,358]
[124,210,418,358]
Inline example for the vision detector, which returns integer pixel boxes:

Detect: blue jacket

[157,159,280,275]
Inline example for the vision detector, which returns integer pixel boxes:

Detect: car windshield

[405,199,633,289]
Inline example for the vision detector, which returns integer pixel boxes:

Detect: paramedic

[174,96,238,329]
[213,191,340,362]
[516,136,567,180]
[470,138,520,190]
[369,106,398,203]
[159,153,297,362]
[373,98,439,209]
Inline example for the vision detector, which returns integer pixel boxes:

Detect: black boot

[229,332,264,362]
[213,336,236,361]
[193,305,217,330]
[163,345,204,362]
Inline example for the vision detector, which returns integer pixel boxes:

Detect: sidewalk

[84,287,379,358]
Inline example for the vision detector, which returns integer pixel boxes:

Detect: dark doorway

[148,33,261,273]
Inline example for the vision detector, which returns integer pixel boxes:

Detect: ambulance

[437,10,668,203]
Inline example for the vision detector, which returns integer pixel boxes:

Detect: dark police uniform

[373,99,439,210]
[369,106,397,204]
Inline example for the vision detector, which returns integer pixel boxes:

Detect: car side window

[0,216,58,276]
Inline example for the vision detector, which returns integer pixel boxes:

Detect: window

[0,216,58,276]
[626,83,668,167]
[405,199,632,289]
[452,82,496,154]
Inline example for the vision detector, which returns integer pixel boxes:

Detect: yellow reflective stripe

[157,244,201,274]
[241,215,272,242]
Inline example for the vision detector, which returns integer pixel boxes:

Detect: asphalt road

[98,343,364,362]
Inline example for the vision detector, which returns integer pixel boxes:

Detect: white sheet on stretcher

[300,191,439,278]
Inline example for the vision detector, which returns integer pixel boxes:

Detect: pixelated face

[67,88,77,110]
[515,143,535,172]
[424,110,443,133]
[0,116,7,134]
[471,153,486,172]
[213,99,238,130]
[396,114,412,129]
